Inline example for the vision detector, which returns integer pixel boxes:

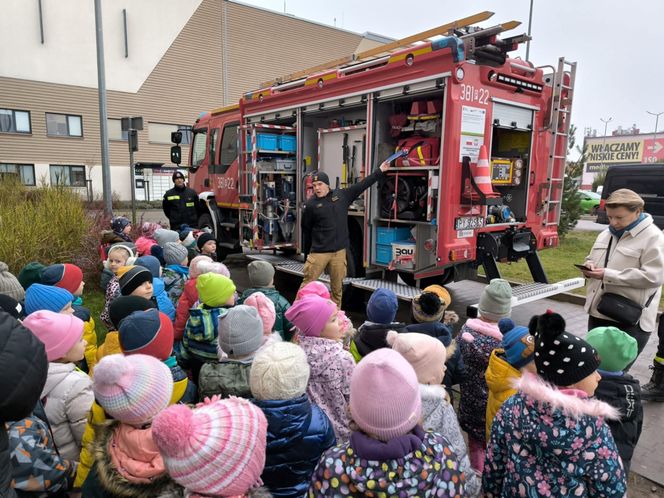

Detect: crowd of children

[0,215,644,497]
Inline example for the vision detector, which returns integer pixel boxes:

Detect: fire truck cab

[187,12,582,299]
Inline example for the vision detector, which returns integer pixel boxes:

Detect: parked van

[596,164,664,228]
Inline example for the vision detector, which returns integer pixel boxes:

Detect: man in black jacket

[0,311,49,498]
[162,171,200,230]
[300,161,389,307]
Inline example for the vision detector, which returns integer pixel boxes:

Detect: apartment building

[0,0,388,200]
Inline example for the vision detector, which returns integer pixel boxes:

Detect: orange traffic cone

[473,145,501,199]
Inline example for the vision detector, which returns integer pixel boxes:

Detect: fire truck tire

[398,267,454,288]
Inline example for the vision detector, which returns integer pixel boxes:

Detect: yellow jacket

[485,348,522,440]
[73,400,105,487]
[82,316,98,374]
[95,331,122,361]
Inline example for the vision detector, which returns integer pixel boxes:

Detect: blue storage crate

[376,226,412,245]
[246,133,278,151]
[279,135,296,152]
[375,243,393,265]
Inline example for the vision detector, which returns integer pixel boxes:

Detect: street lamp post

[525,0,534,61]
[647,110,663,143]
[600,117,612,164]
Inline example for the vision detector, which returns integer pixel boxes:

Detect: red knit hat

[41,264,83,295]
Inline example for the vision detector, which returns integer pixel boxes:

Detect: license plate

[455,216,484,230]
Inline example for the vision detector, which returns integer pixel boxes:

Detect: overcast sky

[241,0,664,155]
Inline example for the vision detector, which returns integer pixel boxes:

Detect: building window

[0,109,31,134]
[108,118,128,141]
[46,113,83,137]
[50,165,86,187]
[148,123,192,145]
[0,163,36,186]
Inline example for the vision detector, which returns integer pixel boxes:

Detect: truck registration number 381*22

[459,84,490,105]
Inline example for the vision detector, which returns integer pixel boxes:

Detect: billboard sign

[585,135,664,172]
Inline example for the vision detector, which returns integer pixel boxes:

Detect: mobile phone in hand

[574,263,592,272]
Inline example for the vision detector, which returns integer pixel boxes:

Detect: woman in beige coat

[582,189,664,363]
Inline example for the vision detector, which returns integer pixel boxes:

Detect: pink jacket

[298,336,355,442]
[174,278,198,341]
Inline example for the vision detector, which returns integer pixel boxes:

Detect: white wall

[0,0,202,93]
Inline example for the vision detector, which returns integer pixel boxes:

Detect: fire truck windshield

[191,129,207,168]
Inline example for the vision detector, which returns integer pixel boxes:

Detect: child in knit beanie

[310,348,466,497]
[295,281,354,344]
[483,311,626,497]
[387,331,481,497]
[196,232,218,260]
[24,283,75,316]
[458,278,512,471]
[250,341,335,497]
[285,294,355,442]
[198,305,264,400]
[586,326,642,474]
[22,310,94,463]
[96,296,156,360]
[82,354,179,497]
[179,273,236,383]
[118,265,154,300]
[485,318,536,440]
[244,291,282,348]
[135,221,161,256]
[407,287,463,397]
[162,242,190,306]
[350,287,407,362]
[0,261,25,302]
[42,262,98,374]
[136,255,176,321]
[152,396,269,497]
[174,254,213,341]
[100,243,136,329]
[119,308,197,405]
[100,216,133,250]
[239,260,293,341]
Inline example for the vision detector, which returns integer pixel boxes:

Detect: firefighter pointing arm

[300,160,391,308]
[162,171,201,230]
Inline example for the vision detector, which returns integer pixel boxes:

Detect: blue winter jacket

[406,321,465,390]
[254,395,335,498]
[153,277,176,321]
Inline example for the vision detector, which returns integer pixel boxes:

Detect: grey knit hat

[154,228,179,247]
[0,262,26,302]
[247,261,275,288]
[163,242,188,266]
[218,305,263,359]
[478,278,512,321]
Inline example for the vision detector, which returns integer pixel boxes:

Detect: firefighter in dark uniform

[301,160,390,307]
[162,171,200,230]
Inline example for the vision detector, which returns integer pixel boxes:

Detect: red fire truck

[185,11,582,300]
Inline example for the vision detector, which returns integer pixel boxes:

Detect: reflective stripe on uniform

[185,202,195,207]
[167,195,180,200]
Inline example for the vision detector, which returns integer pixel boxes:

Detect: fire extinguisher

[305,173,314,200]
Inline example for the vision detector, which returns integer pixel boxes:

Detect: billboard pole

[94,0,112,215]
[647,110,663,144]
[599,117,613,169]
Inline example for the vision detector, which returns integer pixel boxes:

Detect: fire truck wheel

[399,267,454,288]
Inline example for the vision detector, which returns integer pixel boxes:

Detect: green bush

[0,177,101,280]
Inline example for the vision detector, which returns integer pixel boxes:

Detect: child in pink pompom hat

[285,295,355,442]
[22,310,93,463]
[295,281,354,345]
[309,348,467,496]
[82,354,177,496]
[174,254,213,341]
[152,396,269,497]
[244,291,282,349]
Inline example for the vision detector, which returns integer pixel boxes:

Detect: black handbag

[596,237,656,326]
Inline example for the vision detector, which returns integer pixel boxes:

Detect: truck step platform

[275,263,364,286]
[466,277,585,317]
[351,279,422,301]
[245,253,303,265]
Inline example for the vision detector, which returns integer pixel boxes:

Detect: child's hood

[152,277,166,295]
[300,336,351,383]
[419,384,448,422]
[485,349,521,397]
[461,318,502,342]
[42,362,79,398]
[506,372,620,454]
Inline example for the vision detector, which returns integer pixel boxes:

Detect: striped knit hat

[41,263,84,295]
[93,354,173,426]
[152,397,267,496]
